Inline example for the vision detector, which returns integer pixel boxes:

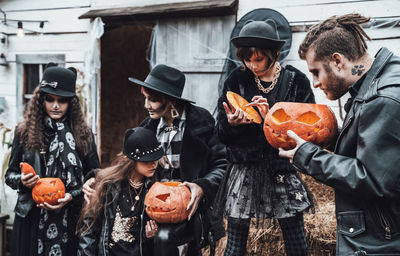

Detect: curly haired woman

[5,63,100,256]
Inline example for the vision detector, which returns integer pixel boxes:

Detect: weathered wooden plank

[79,0,237,19]
[0,0,90,11]
[182,73,221,113]
[155,15,235,69]
[0,8,91,35]
[91,0,208,9]
[238,0,400,22]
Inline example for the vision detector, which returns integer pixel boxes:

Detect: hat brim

[124,148,164,162]
[128,77,195,104]
[231,36,285,50]
[40,86,75,97]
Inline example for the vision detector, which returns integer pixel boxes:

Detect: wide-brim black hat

[128,64,195,104]
[123,127,164,162]
[39,63,77,97]
[231,19,285,50]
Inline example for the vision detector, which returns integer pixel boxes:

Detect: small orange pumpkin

[20,162,37,176]
[144,182,191,223]
[226,91,262,124]
[32,178,66,205]
[264,102,338,150]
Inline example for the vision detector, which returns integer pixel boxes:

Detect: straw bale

[203,173,337,255]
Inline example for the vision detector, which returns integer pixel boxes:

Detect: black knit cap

[123,127,164,162]
[39,62,77,97]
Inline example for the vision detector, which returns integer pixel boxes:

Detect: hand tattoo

[351,65,365,76]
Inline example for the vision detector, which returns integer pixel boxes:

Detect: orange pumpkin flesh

[145,182,191,223]
[32,178,66,205]
[20,162,37,176]
[226,91,262,124]
[264,102,338,150]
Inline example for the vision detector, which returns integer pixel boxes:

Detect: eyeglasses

[44,95,70,104]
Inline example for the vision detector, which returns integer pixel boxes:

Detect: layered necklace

[128,178,144,211]
[254,63,281,94]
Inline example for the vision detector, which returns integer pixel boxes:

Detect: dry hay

[203,173,336,256]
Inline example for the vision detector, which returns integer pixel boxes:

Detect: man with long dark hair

[279,13,400,255]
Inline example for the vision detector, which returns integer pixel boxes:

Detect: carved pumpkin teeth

[264,102,338,150]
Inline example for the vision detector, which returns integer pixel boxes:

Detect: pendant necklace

[128,181,144,211]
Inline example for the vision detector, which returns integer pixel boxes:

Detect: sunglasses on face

[44,95,70,104]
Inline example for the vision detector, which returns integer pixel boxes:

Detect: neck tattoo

[351,65,365,76]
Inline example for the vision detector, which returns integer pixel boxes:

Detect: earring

[170,104,179,118]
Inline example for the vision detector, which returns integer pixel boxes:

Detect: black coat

[77,180,153,256]
[5,129,100,218]
[140,104,227,244]
[293,48,400,254]
[217,65,315,164]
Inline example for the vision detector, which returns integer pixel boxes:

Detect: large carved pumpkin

[32,178,66,205]
[144,182,191,223]
[20,162,37,176]
[226,91,262,124]
[264,102,338,150]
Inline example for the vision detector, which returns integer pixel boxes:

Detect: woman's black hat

[39,63,77,97]
[231,19,285,50]
[128,64,195,103]
[123,127,164,162]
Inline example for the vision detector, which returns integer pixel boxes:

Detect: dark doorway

[100,23,153,166]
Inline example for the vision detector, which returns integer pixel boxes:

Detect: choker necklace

[254,63,281,94]
[128,178,143,189]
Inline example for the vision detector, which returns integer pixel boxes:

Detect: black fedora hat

[123,127,164,162]
[128,64,195,103]
[39,63,77,97]
[231,19,285,50]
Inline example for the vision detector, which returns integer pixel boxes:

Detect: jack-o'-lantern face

[264,102,338,150]
[144,182,191,223]
[32,178,65,205]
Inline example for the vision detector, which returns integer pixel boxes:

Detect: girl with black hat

[5,63,100,256]
[82,64,227,256]
[130,64,227,256]
[214,20,315,255]
[77,127,163,256]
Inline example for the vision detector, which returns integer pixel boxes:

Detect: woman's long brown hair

[77,153,137,234]
[16,86,93,157]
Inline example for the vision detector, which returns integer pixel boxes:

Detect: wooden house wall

[0,1,91,128]
[239,0,400,123]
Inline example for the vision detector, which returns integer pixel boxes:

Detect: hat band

[129,145,163,159]
[144,75,182,97]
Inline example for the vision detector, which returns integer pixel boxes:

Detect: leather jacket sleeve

[77,216,101,256]
[293,96,400,200]
[5,132,25,191]
[192,114,227,204]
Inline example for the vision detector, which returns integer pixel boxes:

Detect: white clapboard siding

[239,0,400,21]
[0,8,91,34]
[155,15,235,113]
[6,33,88,63]
[0,0,90,11]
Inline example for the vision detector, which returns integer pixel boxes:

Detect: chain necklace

[254,63,281,94]
[128,183,144,212]
[128,178,143,189]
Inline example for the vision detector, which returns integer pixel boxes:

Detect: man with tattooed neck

[279,13,400,255]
